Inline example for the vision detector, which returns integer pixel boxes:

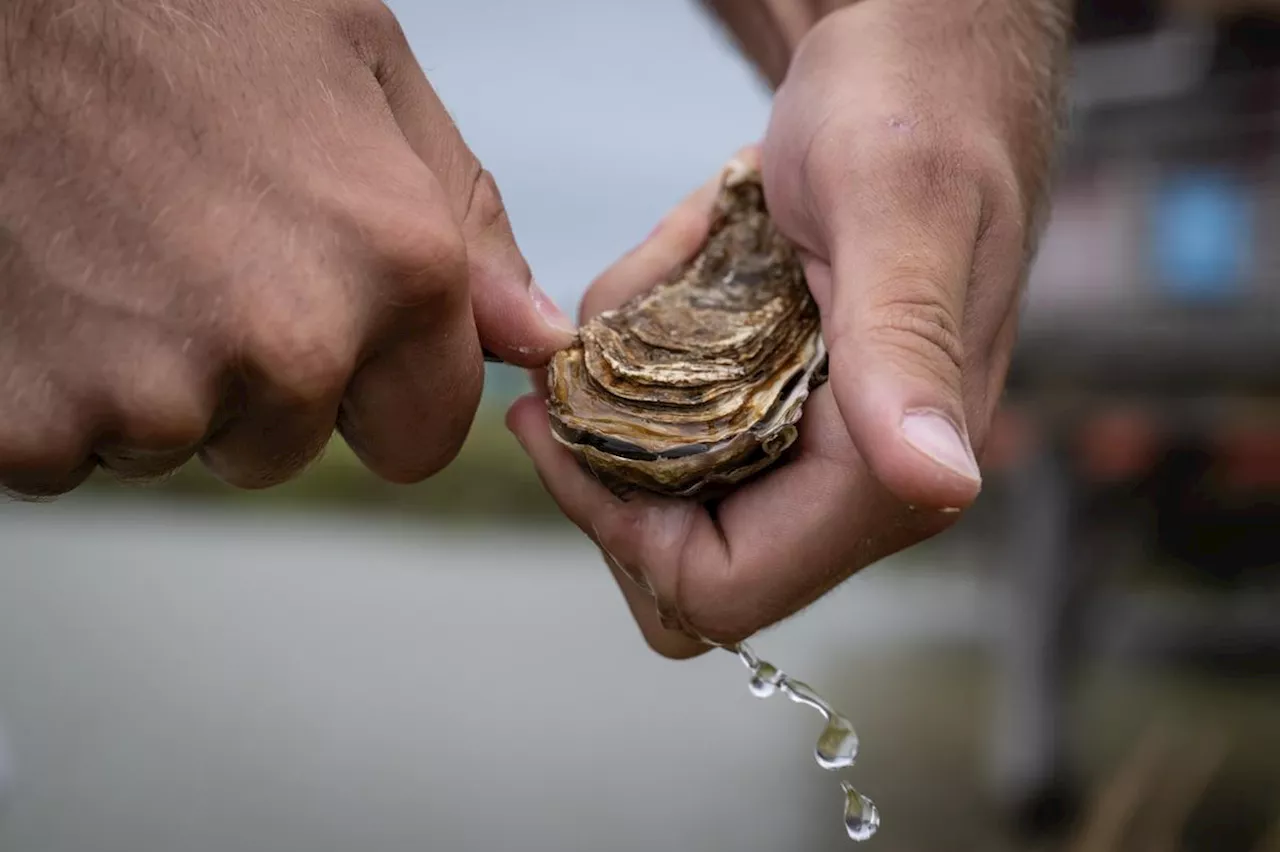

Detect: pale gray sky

[385,0,773,314]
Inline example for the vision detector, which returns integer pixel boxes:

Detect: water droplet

[730,642,877,841]
[778,677,859,769]
[841,781,880,842]
[815,713,859,771]
[748,661,784,698]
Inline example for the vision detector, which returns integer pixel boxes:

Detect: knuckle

[462,168,511,238]
[110,366,216,452]
[336,0,408,55]
[381,214,469,304]
[351,174,470,306]
[976,145,1031,239]
[865,282,966,383]
[244,308,358,406]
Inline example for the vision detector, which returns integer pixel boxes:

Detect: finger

[0,448,95,499]
[816,155,986,511]
[508,388,957,646]
[601,548,707,660]
[581,145,762,322]
[197,247,371,488]
[372,20,575,366]
[96,446,195,484]
[505,393,707,657]
[459,171,578,365]
[337,185,486,484]
[0,458,95,500]
[94,352,220,484]
[0,386,96,499]
[339,325,484,484]
[199,337,355,490]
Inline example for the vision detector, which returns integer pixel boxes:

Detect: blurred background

[2,1,1279,851]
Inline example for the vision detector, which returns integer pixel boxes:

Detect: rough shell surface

[545,163,828,500]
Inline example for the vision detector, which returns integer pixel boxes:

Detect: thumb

[821,225,983,512]
[371,18,576,367]
[455,171,579,367]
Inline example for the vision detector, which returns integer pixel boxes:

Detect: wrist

[792,0,1071,214]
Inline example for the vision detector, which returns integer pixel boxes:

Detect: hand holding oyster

[544,161,827,500]
[507,140,994,658]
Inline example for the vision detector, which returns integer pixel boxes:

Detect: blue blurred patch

[1148,170,1252,300]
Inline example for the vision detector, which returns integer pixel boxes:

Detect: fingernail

[531,280,576,333]
[901,410,982,483]
[504,400,530,445]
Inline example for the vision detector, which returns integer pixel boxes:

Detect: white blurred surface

[0,500,987,852]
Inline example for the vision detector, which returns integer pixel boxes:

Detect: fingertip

[477,305,576,368]
[504,392,546,442]
[901,409,982,484]
[645,632,713,661]
[471,263,576,368]
[866,413,983,511]
[530,280,578,336]
[831,366,982,512]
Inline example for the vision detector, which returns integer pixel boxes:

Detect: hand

[0,0,575,497]
[507,1,1066,657]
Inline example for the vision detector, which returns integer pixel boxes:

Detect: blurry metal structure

[990,5,1280,831]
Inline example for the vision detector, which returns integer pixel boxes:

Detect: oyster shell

[545,162,828,500]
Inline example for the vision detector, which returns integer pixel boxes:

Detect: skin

[506,0,1073,656]
[1,0,1070,657]
[0,0,575,496]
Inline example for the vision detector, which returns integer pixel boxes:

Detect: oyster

[545,162,828,500]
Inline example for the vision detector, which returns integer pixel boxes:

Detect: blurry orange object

[1076,409,1161,483]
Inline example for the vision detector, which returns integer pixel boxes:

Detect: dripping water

[731,641,880,842]
[841,781,881,843]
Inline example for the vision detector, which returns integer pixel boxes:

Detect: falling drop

[841,781,880,842]
[748,661,785,697]
[781,678,859,769]
[730,642,878,841]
